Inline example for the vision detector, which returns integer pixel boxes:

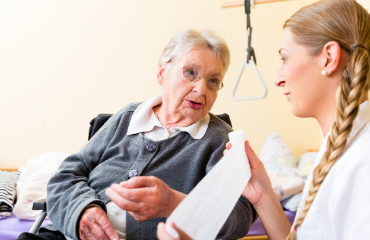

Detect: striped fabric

[0,170,20,219]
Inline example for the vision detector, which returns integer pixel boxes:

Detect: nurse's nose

[275,64,285,87]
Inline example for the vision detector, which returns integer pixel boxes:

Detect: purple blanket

[0,213,52,240]
[247,210,296,236]
[0,211,296,239]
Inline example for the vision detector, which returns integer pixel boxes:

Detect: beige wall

[4,0,366,168]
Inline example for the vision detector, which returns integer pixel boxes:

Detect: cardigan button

[129,169,138,178]
[146,142,157,152]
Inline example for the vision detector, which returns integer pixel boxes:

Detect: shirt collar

[127,94,210,140]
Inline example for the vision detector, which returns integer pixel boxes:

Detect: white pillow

[259,132,304,201]
[297,152,319,181]
[280,191,303,212]
[13,152,69,220]
[267,171,304,201]
[259,131,300,177]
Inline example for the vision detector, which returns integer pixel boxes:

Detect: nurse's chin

[291,106,314,119]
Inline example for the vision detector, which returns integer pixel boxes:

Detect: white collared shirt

[294,101,370,240]
[127,94,210,141]
[107,95,210,240]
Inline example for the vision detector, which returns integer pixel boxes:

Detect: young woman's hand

[224,141,273,206]
[157,221,193,240]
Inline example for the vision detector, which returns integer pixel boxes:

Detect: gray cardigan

[45,102,257,240]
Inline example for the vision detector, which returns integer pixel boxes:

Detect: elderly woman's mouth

[187,100,203,110]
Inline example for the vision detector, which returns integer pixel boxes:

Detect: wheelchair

[29,113,232,234]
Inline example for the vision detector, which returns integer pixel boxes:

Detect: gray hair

[159,29,231,75]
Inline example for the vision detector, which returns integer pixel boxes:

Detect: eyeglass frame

[168,61,224,91]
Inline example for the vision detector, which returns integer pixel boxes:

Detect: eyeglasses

[172,63,224,91]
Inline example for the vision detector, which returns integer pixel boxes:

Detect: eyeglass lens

[182,66,223,91]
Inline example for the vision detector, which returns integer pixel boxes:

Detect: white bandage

[166,131,251,240]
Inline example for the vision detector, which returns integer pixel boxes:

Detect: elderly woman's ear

[157,62,168,87]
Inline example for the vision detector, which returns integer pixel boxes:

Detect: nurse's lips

[284,92,290,100]
[187,100,203,110]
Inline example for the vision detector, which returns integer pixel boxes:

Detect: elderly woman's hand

[157,221,193,240]
[105,176,186,222]
[79,206,119,240]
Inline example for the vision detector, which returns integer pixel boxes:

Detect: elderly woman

[23,29,256,240]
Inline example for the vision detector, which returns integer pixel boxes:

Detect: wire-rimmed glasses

[172,63,224,91]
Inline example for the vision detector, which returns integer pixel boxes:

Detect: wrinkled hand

[157,221,193,240]
[105,176,186,222]
[79,206,119,240]
[224,141,272,206]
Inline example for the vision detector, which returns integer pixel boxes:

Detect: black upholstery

[88,113,232,140]
[88,114,113,140]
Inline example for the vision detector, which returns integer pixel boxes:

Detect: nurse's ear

[318,41,342,76]
[157,62,168,87]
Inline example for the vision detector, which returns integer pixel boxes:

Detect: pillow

[13,152,70,220]
[259,132,304,201]
[281,191,303,212]
[259,131,300,177]
[267,171,304,201]
[0,170,21,219]
[297,152,319,181]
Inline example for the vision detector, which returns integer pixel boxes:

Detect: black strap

[245,0,257,65]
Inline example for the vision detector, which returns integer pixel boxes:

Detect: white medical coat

[294,100,370,240]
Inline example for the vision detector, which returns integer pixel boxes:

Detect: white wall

[0,0,337,168]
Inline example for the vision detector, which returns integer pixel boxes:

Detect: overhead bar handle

[231,0,267,101]
[231,60,267,101]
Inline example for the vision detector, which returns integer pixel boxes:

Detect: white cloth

[13,152,70,220]
[294,101,370,240]
[107,95,210,240]
[166,131,251,240]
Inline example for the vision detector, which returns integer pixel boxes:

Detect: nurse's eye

[280,57,287,64]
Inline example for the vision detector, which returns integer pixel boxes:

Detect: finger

[93,210,119,240]
[223,148,229,156]
[81,223,98,240]
[127,211,148,222]
[170,221,193,240]
[226,141,232,150]
[244,141,262,167]
[80,230,86,240]
[106,188,142,212]
[120,176,157,188]
[89,222,110,240]
[80,219,94,240]
[157,222,178,240]
[110,184,149,202]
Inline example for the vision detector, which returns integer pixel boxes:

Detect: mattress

[0,211,296,239]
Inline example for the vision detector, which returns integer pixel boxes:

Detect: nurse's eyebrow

[279,48,288,54]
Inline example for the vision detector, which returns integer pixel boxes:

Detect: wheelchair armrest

[32,199,47,211]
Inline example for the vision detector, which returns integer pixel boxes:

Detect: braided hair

[283,0,370,239]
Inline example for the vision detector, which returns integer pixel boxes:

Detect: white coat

[294,101,370,240]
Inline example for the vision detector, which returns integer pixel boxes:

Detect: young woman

[157,0,370,239]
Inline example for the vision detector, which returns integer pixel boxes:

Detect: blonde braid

[282,1,370,238]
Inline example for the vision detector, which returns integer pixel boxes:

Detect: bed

[1,167,295,240]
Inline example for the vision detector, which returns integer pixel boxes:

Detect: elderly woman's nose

[274,66,285,87]
[192,78,207,94]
